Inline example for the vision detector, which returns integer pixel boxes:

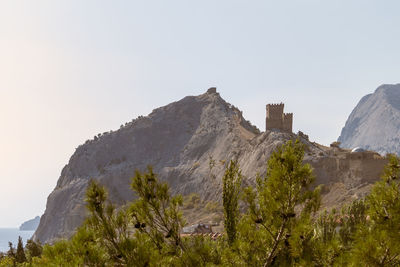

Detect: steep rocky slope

[338,84,400,155]
[34,88,388,243]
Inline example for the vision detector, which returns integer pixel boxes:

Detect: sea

[0,228,35,252]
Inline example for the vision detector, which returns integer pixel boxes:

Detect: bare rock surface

[34,89,388,243]
[338,84,400,155]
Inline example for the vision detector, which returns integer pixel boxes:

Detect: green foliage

[7,242,16,266]
[350,154,400,266]
[86,180,137,264]
[205,201,221,213]
[311,200,367,266]
[25,239,42,262]
[35,228,106,266]
[338,199,367,247]
[382,153,400,182]
[222,160,242,246]
[312,209,342,266]
[17,141,400,266]
[183,193,201,209]
[170,236,222,266]
[15,236,26,264]
[240,139,321,266]
[130,166,185,255]
[0,256,14,267]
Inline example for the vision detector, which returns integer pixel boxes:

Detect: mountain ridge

[34,88,388,244]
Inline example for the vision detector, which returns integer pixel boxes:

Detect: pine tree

[85,179,153,266]
[240,139,321,266]
[6,242,15,267]
[129,166,185,254]
[311,199,367,266]
[15,236,26,263]
[350,154,400,266]
[25,239,42,261]
[222,160,242,246]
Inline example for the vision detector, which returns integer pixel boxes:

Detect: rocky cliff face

[338,84,400,155]
[34,88,388,244]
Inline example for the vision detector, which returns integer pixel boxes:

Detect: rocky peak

[338,83,400,155]
[34,89,261,243]
[34,88,388,244]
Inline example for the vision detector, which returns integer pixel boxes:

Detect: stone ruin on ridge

[266,103,293,132]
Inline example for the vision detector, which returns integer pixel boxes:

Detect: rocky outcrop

[34,89,388,244]
[338,84,400,155]
[20,216,40,231]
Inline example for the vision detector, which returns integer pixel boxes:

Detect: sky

[0,0,400,227]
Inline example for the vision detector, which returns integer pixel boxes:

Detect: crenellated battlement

[266,103,293,132]
[267,103,284,107]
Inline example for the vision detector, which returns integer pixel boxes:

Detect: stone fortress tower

[266,103,293,132]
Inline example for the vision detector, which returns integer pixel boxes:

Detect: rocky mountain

[20,216,40,231]
[34,88,388,244]
[338,84,400,155]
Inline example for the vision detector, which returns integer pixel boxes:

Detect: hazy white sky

[1,0,399,227]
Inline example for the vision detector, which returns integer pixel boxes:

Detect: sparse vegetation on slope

[3,140,400,266]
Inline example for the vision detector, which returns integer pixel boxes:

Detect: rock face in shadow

[34,89,388,244]
[338,84,400,155]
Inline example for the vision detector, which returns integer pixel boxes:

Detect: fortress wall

[266,103,284,118]
[266,104,284,130]
[310,154,387,187]
[265,103,293,133]
[266,117,283,130]
[283,113,293,132]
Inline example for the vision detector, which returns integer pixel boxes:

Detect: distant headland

[19,216,40,231]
